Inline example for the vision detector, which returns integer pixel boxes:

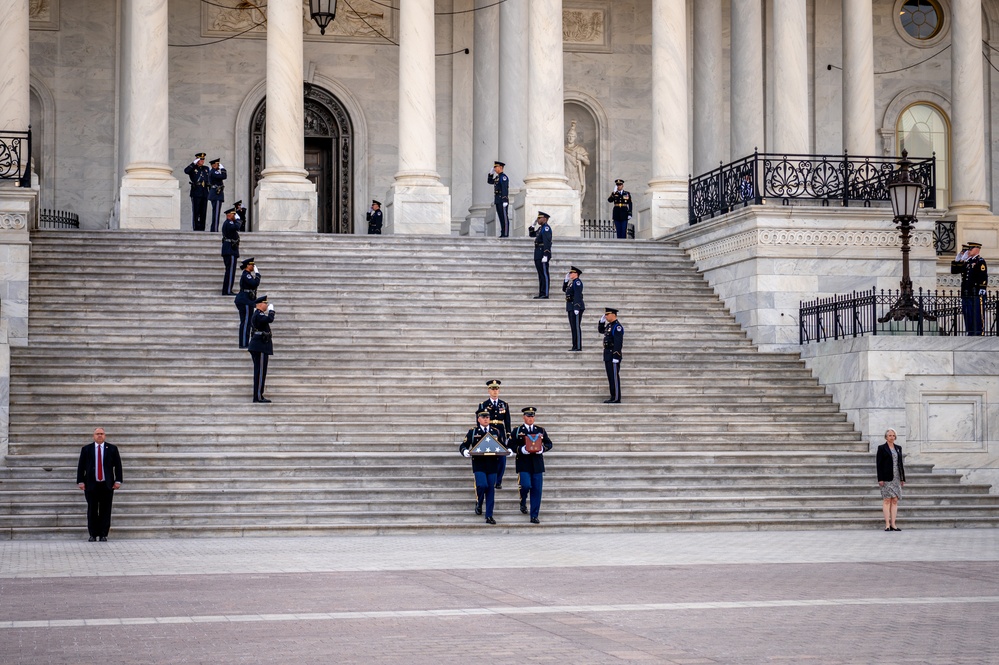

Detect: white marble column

[256,0,317,232]
[642,0,689,239]
[730,0,765,159]
[466,0,500,236]
[948,0,991,216]
[0,0,35,354]
[693,0,724,175]
[499,0,529,228]
[772,0,810,154]
[515,0,580,236]
[118,0,181,230]
[842,0,875,156]
[387,0,450,234]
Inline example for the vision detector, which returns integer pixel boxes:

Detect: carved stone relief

[29,0,59,31]
[204,0,393,43]
[563,6,610,53]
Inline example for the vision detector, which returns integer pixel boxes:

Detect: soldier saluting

[951,241,989,335]
[598,307,624,403]
[529,211,553,299]
[183,152,211,231]
[488,161,510,238]
[563,266,585,351]
[366,199,383,234]
[607,178,632,239]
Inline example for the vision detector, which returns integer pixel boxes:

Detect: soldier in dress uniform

[509,407,553,524]
[529,211,553,298]
[607,179,633,239]
[220,208,240,296]
[234,257,260,349]
[366,199,383,234]
[951,241,989,335]
[562,266,585,351]
[476,380,512,489]
[487,161,510,237]
[248,295,275,403]
[207,158,227,232]
[459,411,504,524]
[233,199,249,232]
[598,307,624,403]
[183,152,211,231]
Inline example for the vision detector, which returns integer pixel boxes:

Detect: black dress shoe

[884,527,891,531]
[258,398,272,404]
[99,536,108,542]
[532,295,548,300]
[603,399,619,404]
[88,536,96,542]
[891,526,901,531]
[520,502,528,514]
[475,502,483,516]
[495,483,503,490]
[485,516,496,525]
[530,517,540,524]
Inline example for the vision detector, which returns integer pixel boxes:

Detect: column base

[638,181,689,239]
[255,177,318,232]
[513,185,580,237]
[118,176,181,230]
[385,183,452,235]
[462,203,492,237]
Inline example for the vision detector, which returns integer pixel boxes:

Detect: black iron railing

[799,286,997,343]
[934,219,956,255]
[581,219,635,239]
[689,151,937,225]
[39,209,80,229]
[0,128,32,188]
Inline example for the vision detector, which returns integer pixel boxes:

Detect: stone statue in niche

[564,120,590,203]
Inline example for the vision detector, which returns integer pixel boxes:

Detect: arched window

[897,103,949,209]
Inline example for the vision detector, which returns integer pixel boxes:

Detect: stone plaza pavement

[1,529,998,664]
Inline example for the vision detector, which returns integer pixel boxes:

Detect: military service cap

[522,407,537,416]
[614,179,624,185]
[254,294,268,304]
[224,207,236,215]
[605,307,619,315]
[210,158,221,165]
[476,410,490,418]
[195,152,206,159]
[371,199,381,206]
[536,211,550,220]
[968,242,983,249]
[240,257,255,269]
[569,266,582,275]
[494,161,505,167]
[234,200,243,207]
[486,379,502,389]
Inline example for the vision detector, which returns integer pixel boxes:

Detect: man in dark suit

[76,427,123,542]
[183,152,211,231]
[248,295,275,403]
[509,407,553,523]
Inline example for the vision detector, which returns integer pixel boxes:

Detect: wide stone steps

[4,230,998,538]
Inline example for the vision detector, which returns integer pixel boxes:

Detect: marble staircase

[2,230,998,538]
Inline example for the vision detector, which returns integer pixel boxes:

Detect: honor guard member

[234,258,260,348]
[529,211,553,298]
[487,161,510,237]
[951,241,989,335]
[459,411,504,524]
[248,295,275,403]
[207,158,227,232]
[562,266,585,351]
[510,407,553,523]
[477,380,513,489]
[598,308,624,403]
[366,200,383,234]
[220,208,240,296]
[607,179,633,239]
[183,152,211,231]
[233,199,249,232]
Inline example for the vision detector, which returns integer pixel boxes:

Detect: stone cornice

[689,228,933,262]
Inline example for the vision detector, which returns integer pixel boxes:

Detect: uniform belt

[614,203,628,207]
[240,290,256,294]
[489,420,503,424]
[223,238,238,243]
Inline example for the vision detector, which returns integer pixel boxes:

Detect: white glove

[219,164,225,170]
[253,267,259,275]
[573,309,580,316]
[542,256,548,263]
[462,449,471,458]
[266,304,274,312]
[612,358,620,364]
[628,215,632,220]
[503,202,508,208]
[192,159,199,166]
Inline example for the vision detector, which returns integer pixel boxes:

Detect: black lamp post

[878,150,936,323]
[310,0,338,35]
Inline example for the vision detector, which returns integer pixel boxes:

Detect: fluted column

[693,0,724,174]
[842,0,875,155]
[949,0,990,215]
[773,0,809,154]
[730,0,765,159]
[515,0,580,235]
[466,0,500,236]
[118,0,180,230]
[387,0,450,233]
[256,0,317,231]
[642,0,688,238]
[499,0,528,193]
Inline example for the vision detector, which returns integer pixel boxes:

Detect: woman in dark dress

[876,428,906,531]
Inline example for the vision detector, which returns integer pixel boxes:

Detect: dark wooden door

[305,138,334,233]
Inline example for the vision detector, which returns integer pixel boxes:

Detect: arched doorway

[250,85,354,233]
[897,102,950,209]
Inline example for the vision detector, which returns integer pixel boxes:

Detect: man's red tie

[96,444,104,482]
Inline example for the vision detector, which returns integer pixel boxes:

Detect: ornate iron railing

[934,219,956,255]
[581,218,634,239]
[0,128,32,188]
[38,209,80,229]
[799,286,997,343]
[689,151,937,225]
